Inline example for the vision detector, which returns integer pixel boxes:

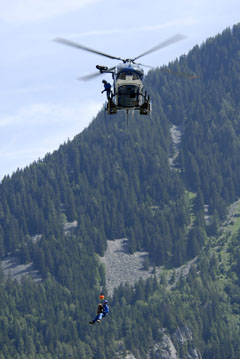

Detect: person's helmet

[104,300,108,304]
[102,79,107,83]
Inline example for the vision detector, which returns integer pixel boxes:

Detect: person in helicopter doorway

[89,300,109,324]
[101,80,112,99]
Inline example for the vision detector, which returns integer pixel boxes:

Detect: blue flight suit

[102,82,111,99]
[102,303,109,318]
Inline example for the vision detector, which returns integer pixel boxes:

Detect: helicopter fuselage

[110,63,148,112]
[55,34,186,117]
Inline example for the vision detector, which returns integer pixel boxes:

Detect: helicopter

[55,34,186,120]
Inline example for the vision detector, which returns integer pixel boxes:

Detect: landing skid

[105,98,151,124]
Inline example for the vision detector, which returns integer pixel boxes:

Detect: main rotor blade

[78,71,103,81]
[55,37,123,61]
[135,62,153,69]
[133,34,187,61]
[78,66,116,81]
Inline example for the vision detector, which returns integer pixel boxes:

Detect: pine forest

[0,24,240,358]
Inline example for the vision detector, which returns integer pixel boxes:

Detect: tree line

[1,23,240,358]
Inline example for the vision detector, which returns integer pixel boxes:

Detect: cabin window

[132,72,140,80]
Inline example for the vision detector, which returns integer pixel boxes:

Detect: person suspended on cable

[89,299,109,324]
[101,80,112,99]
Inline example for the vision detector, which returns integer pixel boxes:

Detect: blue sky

[0,0,239,180]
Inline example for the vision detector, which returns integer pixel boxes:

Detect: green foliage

[0,23,240,358]
[147,24,240,221]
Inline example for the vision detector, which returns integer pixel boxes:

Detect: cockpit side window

[118,72,126,80]
[132,72,140,80]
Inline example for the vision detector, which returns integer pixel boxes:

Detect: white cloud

[0,102,101,128]
[0,101,102,179]
[70,19,197,39]
[0,0,102,23]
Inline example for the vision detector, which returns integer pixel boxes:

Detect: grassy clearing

[212,199,240,283]
[226,215,240,235]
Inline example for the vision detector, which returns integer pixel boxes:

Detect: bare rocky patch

[99,238,161,296]
[100,238,197,296]
[1,256,42,283]
[169,124,183,168]
[63,220,78,235]
[0,220,78,283]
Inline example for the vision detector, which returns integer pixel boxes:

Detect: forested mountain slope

[0,23,240,358]
[147,24,240,218]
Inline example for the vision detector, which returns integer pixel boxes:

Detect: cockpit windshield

[117,69,142,80]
